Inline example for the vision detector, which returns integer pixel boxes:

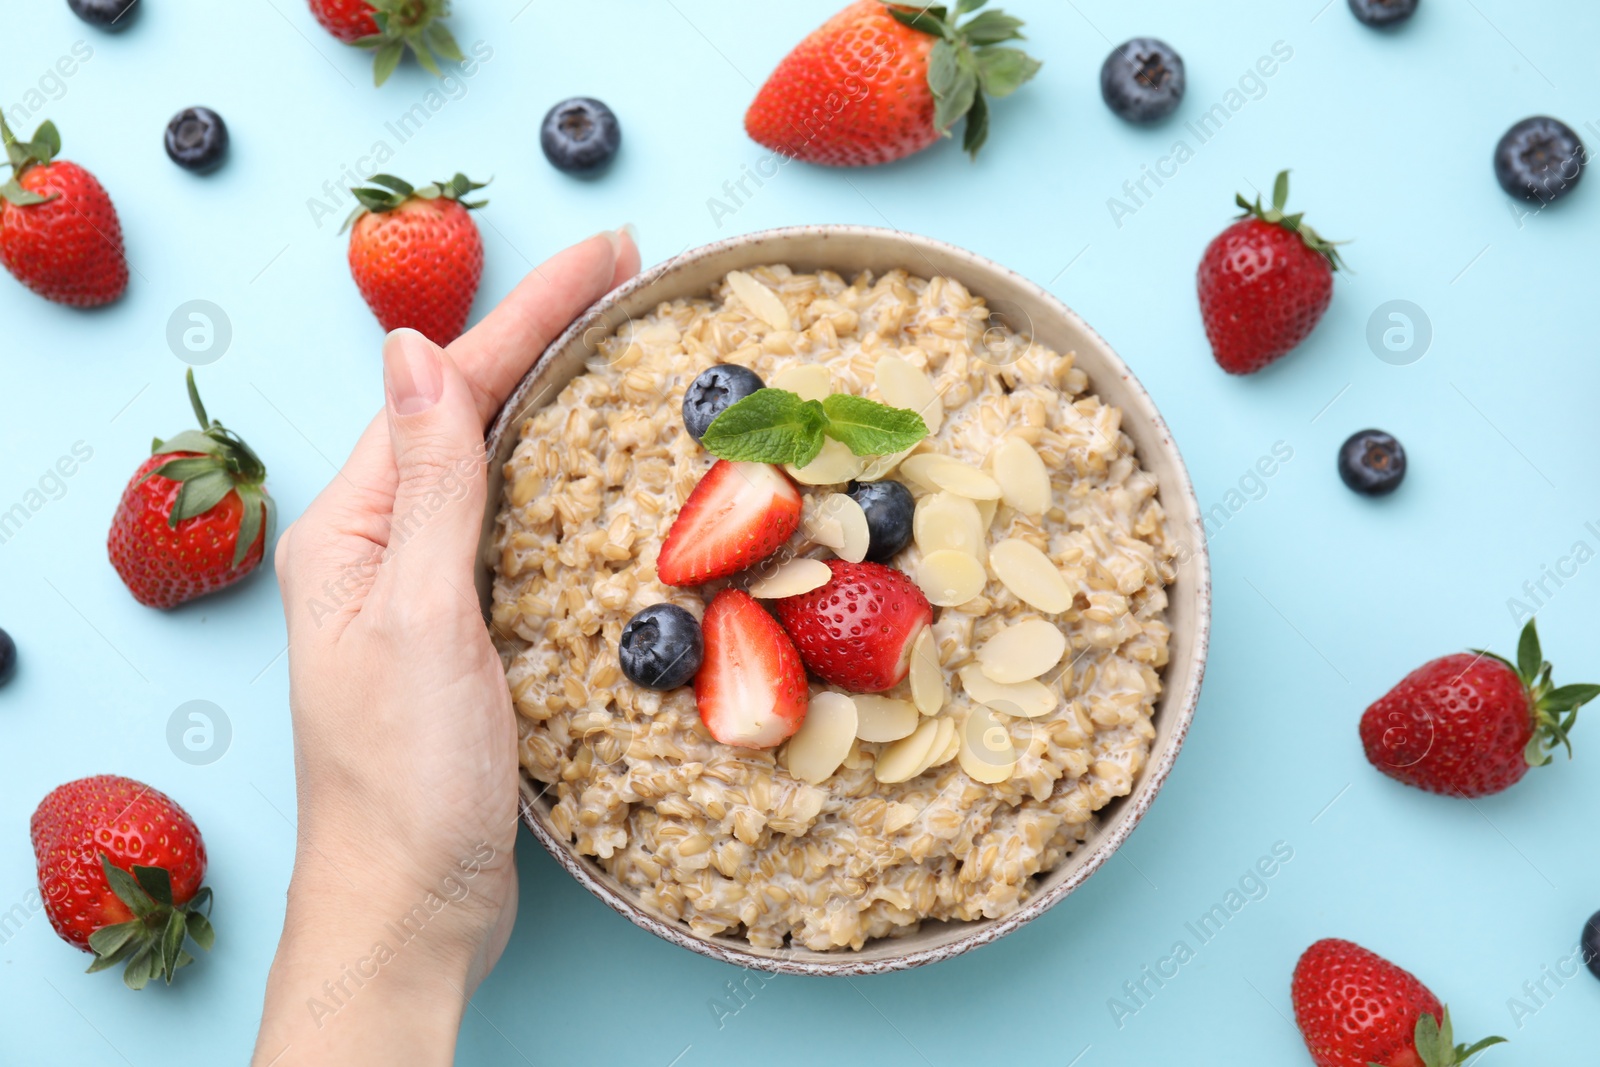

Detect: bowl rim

[486,223,1212,977]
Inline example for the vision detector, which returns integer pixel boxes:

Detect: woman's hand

[254,230,640,1066]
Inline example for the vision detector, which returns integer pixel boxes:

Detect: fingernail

[383,328,443,416]
[602,224,636,259]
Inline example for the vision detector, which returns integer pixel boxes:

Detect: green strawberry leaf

[87,920,146,961]
[1543,683,1600,711]
[933,50,980,133]
[234,485,266,567]
[962,90,990,156]
[955,0,988,14]
[974,46,1040,98]
[160,909,187,982]
[821,394,929,456]
[186,910,216,952]
[702,389,828,465]
[132,865,174,908]
[0,177,52,207]
[101,854,158,919]
[961,10,1025,45]
[411,39,444,77]
[368,173,415,196]
[169,469,236,527]
[1517,618,1542,685]
[887,6,951,37]
[373,39,405,87]
[427,22,464,62]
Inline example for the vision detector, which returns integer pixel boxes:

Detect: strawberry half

[773,559,932,693]
[1291,939,1504,1067]
[695,589,809,749]
[657,461,802,587]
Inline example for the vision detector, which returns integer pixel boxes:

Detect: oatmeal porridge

[490,265,1177,951]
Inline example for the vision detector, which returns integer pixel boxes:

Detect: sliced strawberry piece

[773,560,933,693]
[657,460,801,587]
[695,589,809,749]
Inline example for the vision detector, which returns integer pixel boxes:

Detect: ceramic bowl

[475,225,1211,976]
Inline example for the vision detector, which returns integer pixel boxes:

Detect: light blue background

[3,1,1597,1063]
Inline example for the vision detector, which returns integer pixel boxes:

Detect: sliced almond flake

[784,691,858,785]
[959,706,1016,785]
[927,458,1002,501]
[957,664,1058,719]
[913,716,956,777]
[771,363,832,402]
[827,493,871,563]
[992,436,1052,516]
[908,628,946,716]
[856,446,916,482]
[874,354,943,433]
[875,717,941,784]
[988,539,1073,613]
[726,270,792,331]
[786,437,867,486]
[897,453,947,491]
[853,695,919,742]
[930,725,960,768]
[975,494,999,532]
[748,558,833,599]
[802,494,846,549]
[883,801,919,834]
[913,491,984,557]
[976,619,1068,684]
[916,549,987,607]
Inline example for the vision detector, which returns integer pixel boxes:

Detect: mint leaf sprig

[701,389,928,466]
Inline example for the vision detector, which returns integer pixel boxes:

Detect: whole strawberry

[1198,170,1344,375]
[0,114,127,307]
[774,559,932,692]
[309,0,465,86]
[344,173,486,347]
[108,371,275,609]
[1292,939,1503,1067]
[31,775,216,989]
[745,1,1041,166]
[1360,619,1598,797]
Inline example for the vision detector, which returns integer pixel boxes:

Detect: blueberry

[683,364,764,442]
[1495,116,1587,204]
[165,108,229,174]
[1583,911,1600,981]
[1338,430,1407,496]
[619,605,703,690]
[540,97,622,177]
[66,0,139,29]
[1100,38,1185,124]
[1348,0,1418,26]
[846,480,915,563]
[0,628,14,686]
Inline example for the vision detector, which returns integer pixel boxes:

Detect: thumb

[379,327,488,598]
